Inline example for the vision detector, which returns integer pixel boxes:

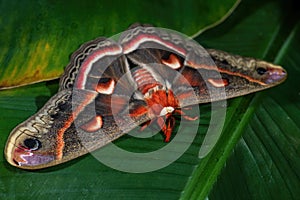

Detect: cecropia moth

[5,24,287,169]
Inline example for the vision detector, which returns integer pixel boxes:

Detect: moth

[5,24,287,170]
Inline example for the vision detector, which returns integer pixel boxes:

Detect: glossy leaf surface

[1,0,299,199]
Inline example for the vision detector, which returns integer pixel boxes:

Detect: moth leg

[140,120,152,131]
[175,109,198,121]
[129,103,152,132]
[156,116,176,142]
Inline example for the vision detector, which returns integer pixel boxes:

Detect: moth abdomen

[132,67,162,95]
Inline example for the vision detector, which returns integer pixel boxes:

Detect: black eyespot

[256,67,267,75]
[23,138,42,150]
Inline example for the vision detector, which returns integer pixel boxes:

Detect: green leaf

[1,0,299,199]
[0,0,238,89]
[209,20,300,200]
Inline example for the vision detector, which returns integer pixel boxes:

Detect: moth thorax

[132,67,161,94]
[144,85,165,99]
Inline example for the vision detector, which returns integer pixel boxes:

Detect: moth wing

[72,53,151,152]
[5,37,152,169]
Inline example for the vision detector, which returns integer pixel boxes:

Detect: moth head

[5,123,57,169]
[253,61,287,85]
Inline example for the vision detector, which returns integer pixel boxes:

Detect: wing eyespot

[256,67,267,75]
[23,138,42,151]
